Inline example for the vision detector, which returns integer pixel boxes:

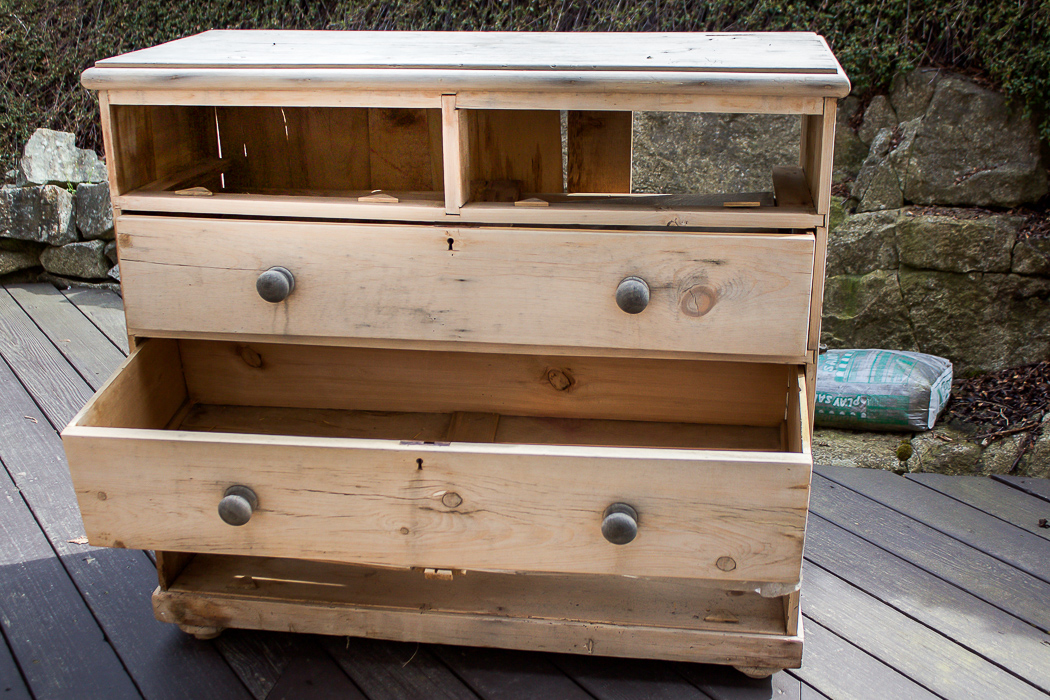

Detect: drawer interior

[75,338,807,455]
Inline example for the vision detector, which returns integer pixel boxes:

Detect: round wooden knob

[615,277,650,314]
[218,485,258,526]
[601,503,638,545]
[256,267,295,303]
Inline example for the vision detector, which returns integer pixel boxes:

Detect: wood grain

[117,216,815,358]
[468,110,563,194]
[176,339,794,428]
[65,426,809,581]
[567,111,632,193]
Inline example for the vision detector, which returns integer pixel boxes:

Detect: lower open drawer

[62,338,811,586]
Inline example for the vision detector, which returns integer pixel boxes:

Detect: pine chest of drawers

[65,30,849,675]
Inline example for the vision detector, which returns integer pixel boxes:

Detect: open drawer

[62,338,812,587]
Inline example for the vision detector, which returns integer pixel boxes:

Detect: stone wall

[826,70,1049,375]
[1,129,119,290]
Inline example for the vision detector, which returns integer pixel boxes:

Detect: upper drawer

[117,216,814,358]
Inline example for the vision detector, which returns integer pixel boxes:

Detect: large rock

[1012,237,1050,275]
[19,129,107,186]
[889,70,938,122]
[901,75,1047,206]
[0,185,77,245]
[826,209,900,276]
[39,240,110,279]
[632,112,798,194]
[821,270,918,352]
[896,210,1021,273]
[812,429,907,471]
[0,239,43,275]
[910,426,982,475]
[75,183,114,240]
[833,96,868,183]
[856,72,1048,209]
[899,269,1050,373]
[857,95,897,145]
[978,434,1025,475]
[850,120,919,212]
[1017,415,1050,479]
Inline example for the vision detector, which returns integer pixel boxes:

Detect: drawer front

[66,430,810,584]
[117,216,815,357]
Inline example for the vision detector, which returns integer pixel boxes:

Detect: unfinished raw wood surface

[177,404,785,452]
[176,340,794,427]
[567,111,632,193]
[117,216,815,357]
[116,187,822,228]
[93,31,842,74]
[467,110,563,195]
[161,554,791,635]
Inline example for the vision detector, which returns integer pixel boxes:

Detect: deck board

[321,638,481,700]
[3,282,1050,699]
[791,618,939,699]
[60,286,131,354]
[431,645,587,700]
[6,283,125,390]
[0,460,141,700]
[805,515,1050,693]
[0,286,252,700]
[0,629,32,700]
[552,654,710,700]
[802,562,1046,699]
[993,474,1050,503]
[818,464,1050,583]
[907,473,1050,542]
[810,473,1050,631]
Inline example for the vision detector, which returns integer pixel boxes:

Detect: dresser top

[97,30,839,73]
[83,31,850,97]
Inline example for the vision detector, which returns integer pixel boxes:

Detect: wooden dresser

[65,30,848,676]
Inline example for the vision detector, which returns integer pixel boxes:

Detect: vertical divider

[441,94,470,214]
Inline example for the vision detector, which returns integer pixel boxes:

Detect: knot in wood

[441,492,463,508]
[239,345,263,368]
[680,285,717,318]
[715,556,737,572]
[547,368,574,391]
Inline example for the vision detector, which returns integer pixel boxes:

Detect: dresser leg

[733,666,782,679]
[179,624,224,640]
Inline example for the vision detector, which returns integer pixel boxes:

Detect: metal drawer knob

[256,266,295,303]
[218,485,258,526]
[615,277,650,314]
[601,503,638,545]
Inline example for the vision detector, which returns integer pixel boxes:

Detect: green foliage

[1,0,1047,170]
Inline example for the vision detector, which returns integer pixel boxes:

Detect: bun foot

[734,665,781,679]
[179,624,224,640]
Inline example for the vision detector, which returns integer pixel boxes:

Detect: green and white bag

[815,349,953,432]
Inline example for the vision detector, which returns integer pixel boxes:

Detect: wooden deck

[0,280,1048,700]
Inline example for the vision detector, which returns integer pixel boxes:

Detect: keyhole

[447,237,454,251]
[416,458,423,470]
